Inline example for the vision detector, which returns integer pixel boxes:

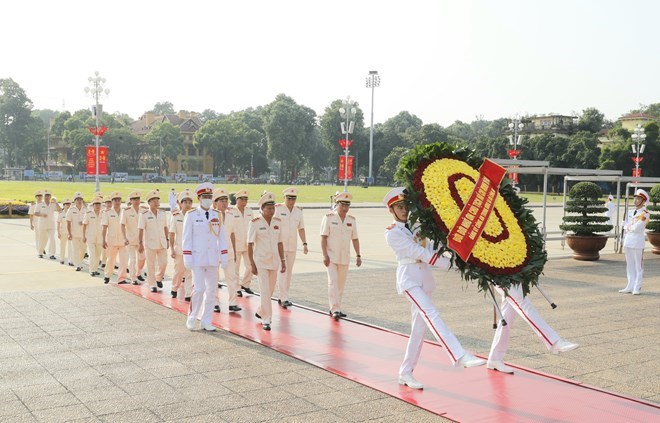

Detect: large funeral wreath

[395,142,547,295]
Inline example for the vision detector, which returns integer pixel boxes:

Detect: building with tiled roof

[619,113,655,131]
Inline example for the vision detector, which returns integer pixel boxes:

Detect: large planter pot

[647,232,660,255]
[565,235,608,261]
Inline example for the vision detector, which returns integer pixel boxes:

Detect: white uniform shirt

[57,209,70,236]
[275,204,305,252]
[35,201,58,230]
[220,208,234,254]
[120,206,141,245]
[66,205,85,238]
[182,207,228,268]
[247,215,282,270]
[168,210,185,255]
[28,204,39,230]
[320,211,358,265]
[138,209,168,250]
[83,211,103,244]
[228,207,253,252]
[102,208,124,247]
[623,206,650,249]
[384,221,451,294]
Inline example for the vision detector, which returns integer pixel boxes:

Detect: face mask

[200,199,213,209]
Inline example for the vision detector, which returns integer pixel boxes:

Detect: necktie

[205,211,209,220]
[404,222,412,233]
[633,210,637,216]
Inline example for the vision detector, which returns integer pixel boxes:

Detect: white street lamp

[366,70,380,185]
[631,124,646,178]
[84,71,110,192]
[339,97,357,192]
[507,116,524,188]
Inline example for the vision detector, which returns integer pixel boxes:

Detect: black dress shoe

[218,283,222,289]
[38,254,43,258]
[228,305,242,312]
[104,277,110,284]
[68,263,74,267]
[117,280,129,285]
[156,281,163,288]
[171,291,177,298]
[49,256,57,260]
[132,281,139,285]
[76,267,82,272]
[262,323,271,331]
[101,264,106,268]
[241,286,255,295]
[339,312,347,317]
[114,265,118,269]
[255,312,261,319]
[60,261,64,265]
[332,311,341,321]
[151,287,157,293]
[137,275,145,282]
[84,253,89,259]
[283,300,293,308]
[184,296,191,302]
[213,305,221,313]
[236,290,243,297]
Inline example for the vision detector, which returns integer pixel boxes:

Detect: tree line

[1,78,658,185]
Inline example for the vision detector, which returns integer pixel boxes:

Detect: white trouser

[172,254,192,293]
[327,263,348,313]
[623,247,644,293]
[105,245,128,281]
[38,228,56,256]
[87,242,103,273]
[126,244,139,280]
[218,251,238,306]
[189,266,218,326]
[146,248,168,288]
[400,286,465,373]
[33,226,40,254]
[256,269,277,324]
[59,237,72,263]
[488,284,560,362]
[277,251,297,302]
[235,251,253,288]
[71,238,85,267]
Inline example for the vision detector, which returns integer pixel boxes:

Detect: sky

[2,0,659,126]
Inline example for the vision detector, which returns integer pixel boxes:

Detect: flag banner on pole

[338,155,354,181]
[448,159,507,262]
[86,146,96,175]
[98,146,108,175]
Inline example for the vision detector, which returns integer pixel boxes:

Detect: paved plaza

[0,205,658,422]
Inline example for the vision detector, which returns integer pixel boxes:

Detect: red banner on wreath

[86,146,109,175]
[338,155,354,181]
[448,159,507,262]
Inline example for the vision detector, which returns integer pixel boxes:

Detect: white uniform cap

[177,190,193,202]
[195,182,214,196]
[61,198,72,204]
[91,197,103,204]
[335,192,352,204]
[258,192,276,208]
[108,191,122,200]
[383,187,407,208]
[634,189,649,202]
[145,190,160,202]
[128,191,141,199]
[283,187,299,197]
[213,188,229,200]
[73,192,83,200]
[234,189,249,199]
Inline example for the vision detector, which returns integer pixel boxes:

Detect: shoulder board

[141,209,149,214]
[172,211,181,215]
[273,217,282,221]
[275,203,284,207]
[326,212,334,216]
[347,214,355,219]
[189,207,197,211]
[295,205,303,211]
[386,224,395,230]
[251,217,260,222]
[226,206,234,210]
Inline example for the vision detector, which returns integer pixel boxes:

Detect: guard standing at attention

[320,192,361,320]
[620,188,651,295]
[183,183,228,331]
[275,187,308,308]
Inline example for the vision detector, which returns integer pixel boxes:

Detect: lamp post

[507,117,524,188]
[159,137,162,176]
[631,123,646,178]
[339,98,357,192]
[84,71,109,192]
[366,70,380,185]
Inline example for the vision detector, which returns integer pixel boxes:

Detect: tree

[577,107,605,133]
[563,131,600,169]
[145,122,184,175]
[406,123,449,146]
[0,78,33,168]
[199,109,220,123]
[379,146,409,183]
[151,101,175,115]
[373,111,422,179]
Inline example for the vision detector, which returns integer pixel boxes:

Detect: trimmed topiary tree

[647,184,660,233]
[560,182,613,236]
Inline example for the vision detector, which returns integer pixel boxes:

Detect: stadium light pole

[365,70,380,186]
[84,71,109,192]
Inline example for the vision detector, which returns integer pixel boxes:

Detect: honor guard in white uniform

[230,189,255,295]
[121,191,142,285]
[213,188,241,312]
[169,187,178,212]
[83,198,104,276]
[620,189,650,295]
[320,192,361,320]
[100,198,112,268]
[34,190,61,259]
[248,192,286,331]
[66,193,86,271]
[383,188,486,389]
[183,183,228,331]
[275,188,308,308]
[102,192,129,284]
[57,198,73,266]
[169,189,193,299]
[28,191,44,256]
[138,190,169,293]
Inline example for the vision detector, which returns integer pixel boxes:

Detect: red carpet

[116,284,660,422]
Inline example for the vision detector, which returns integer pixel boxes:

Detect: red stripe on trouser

[405,291,457,363]
[188,282,194,316]
[507,292,553,346]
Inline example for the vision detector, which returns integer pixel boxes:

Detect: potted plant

[646,184,660,255]
[560,182,613,261]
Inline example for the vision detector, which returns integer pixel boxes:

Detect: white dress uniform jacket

[623,206,650,249]
[275,204,305,252]
[384,221,450,294]
[182,207,228,269]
